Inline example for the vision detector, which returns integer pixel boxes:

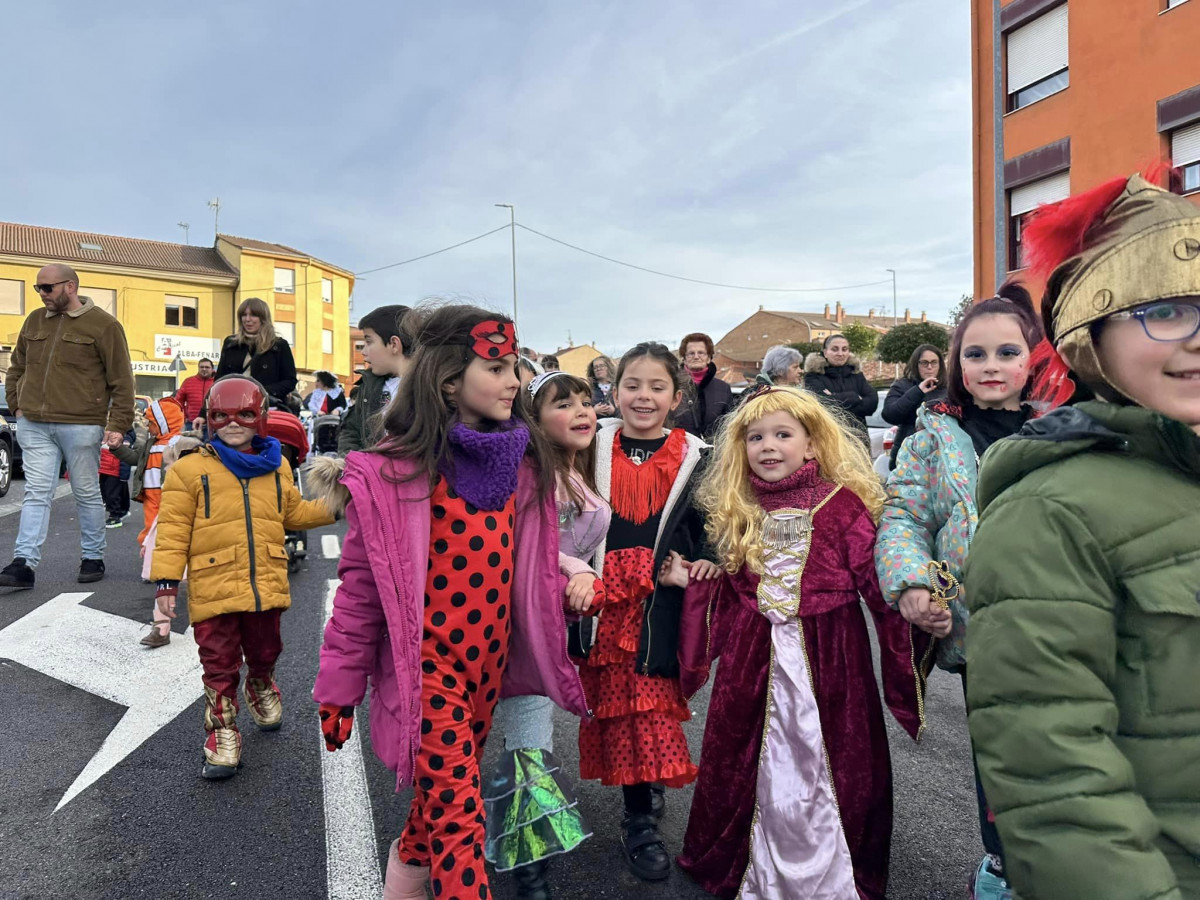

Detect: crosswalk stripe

[319,578,382,898]
[321,534,341,559]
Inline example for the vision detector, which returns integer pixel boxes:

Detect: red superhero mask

[207,376,270,438]
[459,320,518,359]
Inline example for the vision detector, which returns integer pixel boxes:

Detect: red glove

[319,703,355,752]
[155,581,179,619]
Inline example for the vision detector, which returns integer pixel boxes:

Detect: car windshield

[865,390,887,429]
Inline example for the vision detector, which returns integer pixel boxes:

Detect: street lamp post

[495,203,518,341]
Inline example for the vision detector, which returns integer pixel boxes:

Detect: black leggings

[961,670,1006,868]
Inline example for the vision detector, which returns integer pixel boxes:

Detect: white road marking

[0,483,73,519]
[319,577,383,899]
[0,592,204,811]
[321,534,341,559]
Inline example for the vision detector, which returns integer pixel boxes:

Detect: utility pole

[207,198,221,239]
[886,268,897,327]
[495,203,518,340]
[177,222,190,245]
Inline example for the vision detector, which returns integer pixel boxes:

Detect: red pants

[192,609,283,700]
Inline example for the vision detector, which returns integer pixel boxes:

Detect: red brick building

[713,302,945,384]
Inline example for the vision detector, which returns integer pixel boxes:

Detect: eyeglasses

[918,360,940,368]
[684,351,710,359]
[33,280,68,294]
[1110,301,1200,342]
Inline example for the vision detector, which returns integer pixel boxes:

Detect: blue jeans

[14,418,106,567]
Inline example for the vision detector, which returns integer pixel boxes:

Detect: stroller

[266,410,310,574]
[310,409,342,456]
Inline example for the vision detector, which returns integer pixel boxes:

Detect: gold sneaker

[243,677,283,731]
[202,687,241,779]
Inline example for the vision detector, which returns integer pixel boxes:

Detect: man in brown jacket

[0,264,135,588]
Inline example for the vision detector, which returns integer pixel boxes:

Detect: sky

[1,0,973,357]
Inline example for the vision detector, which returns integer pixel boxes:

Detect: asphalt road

[0,488,979,900]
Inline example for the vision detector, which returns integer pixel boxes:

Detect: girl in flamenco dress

[673,385,930,900]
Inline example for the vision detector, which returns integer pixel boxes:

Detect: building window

[1166,0,1191,8]
[321,277,333,303]
[321,329,334,354]
[164,294,198,328]
[276,322,296,346]
[274,267,295,294]
[1009,171,1071,270]
[0,279,24,315]
[1172,121,1200,194]
[82,287,117,315]
[1007,4,1069,112]
[354,341,365,353]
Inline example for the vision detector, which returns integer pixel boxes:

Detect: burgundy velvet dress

[676,463,930,900]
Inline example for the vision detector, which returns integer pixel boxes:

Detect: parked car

[0,384,20,475]
[865,390,898,480]
[0,414,16,496]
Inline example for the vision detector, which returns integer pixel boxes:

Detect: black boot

[512,859,551,900]
[620,812,670,881]
[649,782,666,820]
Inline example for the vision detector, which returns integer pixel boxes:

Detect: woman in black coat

[214,296,298,408]
[803,334,877,427]
[677,332,734,441]
[881,343,946,469]
[587,354,617,419]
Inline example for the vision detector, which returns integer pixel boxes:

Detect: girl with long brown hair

[313,303,591,900]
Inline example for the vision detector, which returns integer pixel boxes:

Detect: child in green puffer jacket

[966,172,1200,900]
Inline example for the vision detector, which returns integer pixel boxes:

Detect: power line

[355,224,510,276]
[514,223,893,293]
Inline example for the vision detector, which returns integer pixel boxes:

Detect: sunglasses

[34,280,69,294]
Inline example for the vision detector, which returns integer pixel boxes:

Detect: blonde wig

[236,297,278,355]
[696,386,884,574]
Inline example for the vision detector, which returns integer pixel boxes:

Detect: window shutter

[0,279,24,315]
[1010,171,1071,216]
[1007,4,1068,93]
[1172,121,1200,166]
[82,287,117,314]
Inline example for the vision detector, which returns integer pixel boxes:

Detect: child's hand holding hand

[565,572,597,613]
[658,551,691,588]
[688,559,723,581]
[898,587,953,638]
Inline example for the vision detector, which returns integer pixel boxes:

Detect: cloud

[0,0,973,357]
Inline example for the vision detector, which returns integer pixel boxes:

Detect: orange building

[972,0,1200,300]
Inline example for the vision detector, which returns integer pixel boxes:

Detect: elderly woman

[214,297,297,409]
[677,332,734,440]
[587,355,617,418]
[758,345,803,386]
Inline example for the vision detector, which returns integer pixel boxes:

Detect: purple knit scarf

[439,420,530,511]
[749,459,834,512]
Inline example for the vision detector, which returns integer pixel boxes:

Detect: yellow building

[0,222,354,399]
[550,343,606,378]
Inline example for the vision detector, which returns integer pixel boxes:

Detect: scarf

[689,368,707,385]
[439,421,530,511]
[211,435,283,479]
[749,459,835,512]
[960,404,1033,457]
[610,428,687,525]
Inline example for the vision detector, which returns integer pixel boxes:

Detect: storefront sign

[153,334,222,362]
[130,361,174,374]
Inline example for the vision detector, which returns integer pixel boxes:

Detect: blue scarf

[211,435,282,479]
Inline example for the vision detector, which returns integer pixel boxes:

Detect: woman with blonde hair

[214,297,297,408]
[671,385,929,899]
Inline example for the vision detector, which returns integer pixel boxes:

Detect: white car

[865,390,898,480]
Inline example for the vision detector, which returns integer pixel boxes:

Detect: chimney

[824,303,831,318]
[904,308,912,324]
[835,301,844,324]
[921,311,927,323]
[758,304,764,311]
[867,309,874,319]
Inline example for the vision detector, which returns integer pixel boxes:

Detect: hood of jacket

[804,352,863,375]
[976,401,1200,513]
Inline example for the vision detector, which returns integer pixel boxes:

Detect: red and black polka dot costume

[396,476,515,899]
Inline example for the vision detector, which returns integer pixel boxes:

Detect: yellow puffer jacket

[150,445,334,623]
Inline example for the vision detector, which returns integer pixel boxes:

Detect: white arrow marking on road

[319,577,383,899]
[321,534,341,559]
[0,592,204,811]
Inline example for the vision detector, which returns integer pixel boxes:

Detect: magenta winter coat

[313,451,590,788]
